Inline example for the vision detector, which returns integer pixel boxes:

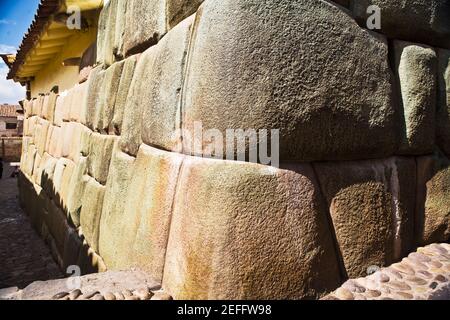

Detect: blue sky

[0,0,40,104]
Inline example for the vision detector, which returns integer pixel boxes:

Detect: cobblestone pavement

[0,163,63,289]
[323,243,450,300]
[0,270,165,300]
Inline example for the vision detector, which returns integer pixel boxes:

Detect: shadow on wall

[416,149,450,246]
[18,170,105,277]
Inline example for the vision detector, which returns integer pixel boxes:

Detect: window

[6,123,17,130]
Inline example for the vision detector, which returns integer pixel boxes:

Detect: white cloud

[0,44,17,54]
[0,62,26,104]
[0,19,16,25]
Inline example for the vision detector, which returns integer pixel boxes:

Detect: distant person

[0,157,3,179]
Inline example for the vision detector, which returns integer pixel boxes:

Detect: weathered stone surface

[112,55,137,135]
[31,96,44,117]
[23,99,32,118]
[69,82,88,122]
[59,158,76,210]
[61,122,74,159]
[83,67,105,130]
[113,0,127,59]
[68,122,84,163]
[164,156,342,299]
[62,91,72,122]
[35,119,50,157]
[96,0,111,66]
[351,0,450,49]
[167,0,204,29]
[44,125,54,154]
[52,157,71,202]
[53,95,64,127]
[42,92,57,122]
[48,126,62,158]
[65,156,88,227]
[31,153,42,184]
[87,133,118,185]
[314,157,416,278]
[122,0,166,56]
[183,0,397,162]
[22,144,37,177]
[437,49,450,156]
[395,41,438,155]
[141,15,194,152]
[80,125,93,157]
[80,177,106,253]
[416,151,450,245]
[33,152,54,188]
[120,46,157,156]
[100,145,182,284]
[98,147,136,264]
[23,116,34,138]
[39,153,58,194]
[98,61,125,134]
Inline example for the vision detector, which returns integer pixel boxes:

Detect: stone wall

[1,137,22,162]
[18,0,450,299]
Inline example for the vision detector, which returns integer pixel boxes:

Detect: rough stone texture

[8,270,159,300]
[167,0,204,29]
[164,156,342,300]
[112,55,137,135]
[100,144,182,284]
[59,158,76,211]
[122,0,167,56]
[96,0,112,66]
[80,177,106,254]
[98,61,124,134]
[69,82,88,122]
[395,41,438,155]
[83,67,105,130]
[98,146,136,266]
[42,92,57,122]
[65,156,89,228]
[120,46,157,156]
[323,243,450,300]
[416,151,450,245]
[87,133,117,185]
[53,95,64,127]
[35,119,49,157]
[437,49,450,156]
[182,0,397,162]
[351,0,450,49]
[141,15,194,152]
[113,0,127,60]
[61,122,74,159]
[48,126,61,158]
[68,122,83,163]
[314,157,416,278]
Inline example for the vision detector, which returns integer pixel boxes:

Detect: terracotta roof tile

[0,105,19,118]
[7,0,61,81]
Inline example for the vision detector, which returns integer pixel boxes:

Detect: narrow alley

[0,163,62,289]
